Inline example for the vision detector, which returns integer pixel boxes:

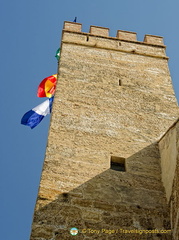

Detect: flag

[21,97,54,129]
[37,74,57,98]
[73,17,77,22]
[55,48,60,61]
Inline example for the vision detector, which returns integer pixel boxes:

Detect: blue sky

[1,1,179,239]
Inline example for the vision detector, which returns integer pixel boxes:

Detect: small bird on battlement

[73,17,77,22]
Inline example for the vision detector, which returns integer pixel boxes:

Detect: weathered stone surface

[30,22,179,240]
[30,224,54,238]
[159,119,179,240]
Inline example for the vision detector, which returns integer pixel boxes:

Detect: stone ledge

[62,39,169,60]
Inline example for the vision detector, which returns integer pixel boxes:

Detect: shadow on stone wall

[30,143,171,240]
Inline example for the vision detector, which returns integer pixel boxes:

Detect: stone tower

[30,22,179,240]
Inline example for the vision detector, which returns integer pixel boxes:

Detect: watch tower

[30,21,179,240]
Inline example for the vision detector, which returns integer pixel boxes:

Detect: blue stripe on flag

[21,97,54,129]
[21,110,44,129]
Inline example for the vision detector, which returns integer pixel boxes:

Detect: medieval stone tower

[30,22,179,240]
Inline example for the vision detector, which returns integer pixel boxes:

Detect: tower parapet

[63,21,167,59]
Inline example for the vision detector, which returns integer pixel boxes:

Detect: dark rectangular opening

[110,156,125,172]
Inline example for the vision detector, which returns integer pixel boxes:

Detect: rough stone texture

[116,30,137,41]
[159,120,179,240]
[159,124,177,201]
[144,35,164,45]
[64,21,82,32]
[30,22,179,239]
[90,26,109,37]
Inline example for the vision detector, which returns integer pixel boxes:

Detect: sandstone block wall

[30,22,179,240]
[159,119,179,239]
[31,143,172,240]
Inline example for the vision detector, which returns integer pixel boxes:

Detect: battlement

[64,21,82,32]
[63,21,165,46]
[62,21,167,59]
[90,25,109,37]
[116,30,137,42]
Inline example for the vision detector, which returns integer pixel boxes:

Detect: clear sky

[1,1,179,239]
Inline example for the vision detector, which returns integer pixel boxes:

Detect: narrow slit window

[119,79,122,86]
[110,156,126,172]
[86,36,89,41]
